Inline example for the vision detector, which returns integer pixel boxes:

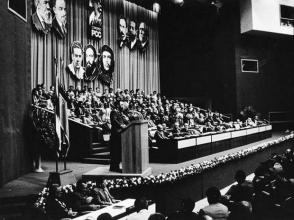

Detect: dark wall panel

[159,4,219,108]
[159,1,294,117]
[0,0,32,186]
[234,26,294,116]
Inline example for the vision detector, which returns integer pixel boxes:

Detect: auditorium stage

[0,132,283,200]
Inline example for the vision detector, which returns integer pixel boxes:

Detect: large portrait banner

[88,0,103,40]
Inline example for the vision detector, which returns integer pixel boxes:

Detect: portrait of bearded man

[138,22,149,52]
[84,44,99,81]
[118,17,128,48]
[32,0,52,34]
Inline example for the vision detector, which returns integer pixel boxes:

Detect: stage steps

[82,142,110,164]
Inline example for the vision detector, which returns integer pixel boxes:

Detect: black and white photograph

[2,0,294,220]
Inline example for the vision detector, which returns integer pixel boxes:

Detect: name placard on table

[178,138,197,149]
[211,132,231,142]
[197,135,212,145]
[247,127,259,135]
[231,129,247,138]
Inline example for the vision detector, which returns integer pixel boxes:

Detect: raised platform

[150,125,272,163]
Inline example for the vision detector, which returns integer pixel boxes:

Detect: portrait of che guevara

[98,45,115,86]
[32,0,52,34]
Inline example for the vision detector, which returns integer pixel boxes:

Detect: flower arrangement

[33,181,95,213]
[34,187,49,213]
[104,133,294,189]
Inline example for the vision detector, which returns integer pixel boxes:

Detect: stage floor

[0,132,283,200]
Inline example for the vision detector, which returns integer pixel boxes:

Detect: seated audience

[45,185,77,220]
[31,85,268,145]
[70,180,101,212]
[92,179,120,206]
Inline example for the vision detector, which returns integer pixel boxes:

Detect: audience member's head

[76,179,86,192]
[235,170,246,184]
[148,213,166,220]
[134,197,148,212]
[157,124,163,131]
[206,187,221,204]
[97,213,113,220]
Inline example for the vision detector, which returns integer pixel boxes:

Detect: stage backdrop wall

[31,0,160,93]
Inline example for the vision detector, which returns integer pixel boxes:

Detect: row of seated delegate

[31,84,267,141]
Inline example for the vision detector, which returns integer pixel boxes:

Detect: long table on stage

[73,199,155,220]
[150,125,272,163]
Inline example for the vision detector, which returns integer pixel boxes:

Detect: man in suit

[32,0,52,34]
[52,0,67,39]
[118,17,128,48]
[154,124,169,143]
[84,44,99,81]
[109,101,129,172]
[128,20,138,50]
[65,41,85,89]
[138,22,148,52]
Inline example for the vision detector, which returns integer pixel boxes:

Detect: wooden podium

[120,120,152,175]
